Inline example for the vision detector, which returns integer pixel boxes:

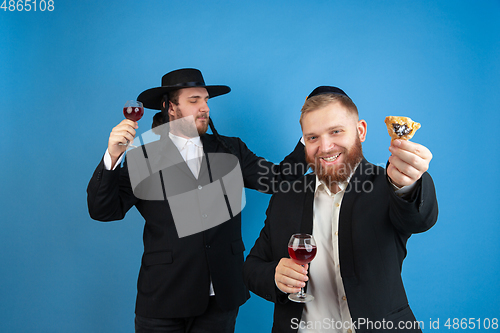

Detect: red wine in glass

[119,100,144,148]
[123,105,144,121]
[288,244,317,265]
[287,233,317,303]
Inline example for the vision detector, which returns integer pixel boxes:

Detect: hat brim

[137,85,230,110]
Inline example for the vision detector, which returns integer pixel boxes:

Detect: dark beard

[198,121,209,135]
[306,136,364,189]
[173,109,208,136]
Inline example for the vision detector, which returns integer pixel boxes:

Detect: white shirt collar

[314,175,348,196]
[168,132,203,150]
[313,161,361,196]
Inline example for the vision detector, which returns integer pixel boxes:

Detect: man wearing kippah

[87,68,309,332]
[243,86,438,333]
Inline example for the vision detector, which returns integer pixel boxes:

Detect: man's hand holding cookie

[387,139,432,188]
[385,116,432,188]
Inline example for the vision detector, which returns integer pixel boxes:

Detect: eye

[306,136,317,142]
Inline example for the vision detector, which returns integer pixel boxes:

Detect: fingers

[108,119,138,158]
[391,139,433,161]
[387,163,417,187]
[275,258,309,294]
[388,140,433,187]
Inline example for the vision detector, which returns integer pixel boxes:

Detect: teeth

[322,153,340,162]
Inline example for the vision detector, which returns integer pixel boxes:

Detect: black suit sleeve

[87,157,137,222]
[234,138,308,194]
[388,171,439,234]
[243,195,287,304]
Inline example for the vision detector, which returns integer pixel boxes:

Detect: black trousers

[135,297,239,333]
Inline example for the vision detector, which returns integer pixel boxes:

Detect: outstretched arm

[385,141,438,235]
[236,139,309,194]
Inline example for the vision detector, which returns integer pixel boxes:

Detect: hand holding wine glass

[107,100,143,168]
[287,233,317,303]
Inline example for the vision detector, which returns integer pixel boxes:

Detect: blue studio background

[1,1,499,332]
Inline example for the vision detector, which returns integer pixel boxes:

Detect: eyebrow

[187,94,209,100]
[304,126,344,137]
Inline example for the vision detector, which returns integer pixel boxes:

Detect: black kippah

[307,86,349,99]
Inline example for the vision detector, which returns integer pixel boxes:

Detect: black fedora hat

[137,68,231,110]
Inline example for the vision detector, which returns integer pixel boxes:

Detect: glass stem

[299,264,306,297]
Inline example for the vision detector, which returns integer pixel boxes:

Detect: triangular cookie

[384,116,421,141]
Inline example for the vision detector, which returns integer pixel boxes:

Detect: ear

[357,119,367,142]
[167,101,175,116]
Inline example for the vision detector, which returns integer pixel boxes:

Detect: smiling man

[243,86,439,333]
[300,89,366,192]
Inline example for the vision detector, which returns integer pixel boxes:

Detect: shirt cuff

[103,149,124,170]
[388,177,418,197]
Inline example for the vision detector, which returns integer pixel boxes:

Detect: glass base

[118,140,138,148]
[288,292,315,303]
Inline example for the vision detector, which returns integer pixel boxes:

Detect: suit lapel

[200,134,218,152]
[300,174,316,235]
[338,159,371,285]
[199,134,219,181]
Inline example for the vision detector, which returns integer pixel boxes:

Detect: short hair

[299,93,359,126]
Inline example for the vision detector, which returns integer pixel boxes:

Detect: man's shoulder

[201,134,245,155]
[203,133,243,143]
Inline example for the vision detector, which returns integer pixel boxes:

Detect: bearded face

[306,134,363,187]
[168,87,210,138]
[301,102,367,192]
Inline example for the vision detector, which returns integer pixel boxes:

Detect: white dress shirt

[167,132,202,178]
[298,176,355,333]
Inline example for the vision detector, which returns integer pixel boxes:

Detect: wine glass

[287,233,317,303]
[123,100,144,121]
[119,100,144,148]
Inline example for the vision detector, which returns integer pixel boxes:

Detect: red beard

[306,136,364,188]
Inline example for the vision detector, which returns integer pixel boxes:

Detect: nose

[319,137,334,153]
[200,101,210,113]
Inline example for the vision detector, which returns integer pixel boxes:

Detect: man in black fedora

[87,68,309,332]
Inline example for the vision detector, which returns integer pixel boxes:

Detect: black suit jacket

[87,134,308,318]
[243,159,438,333]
